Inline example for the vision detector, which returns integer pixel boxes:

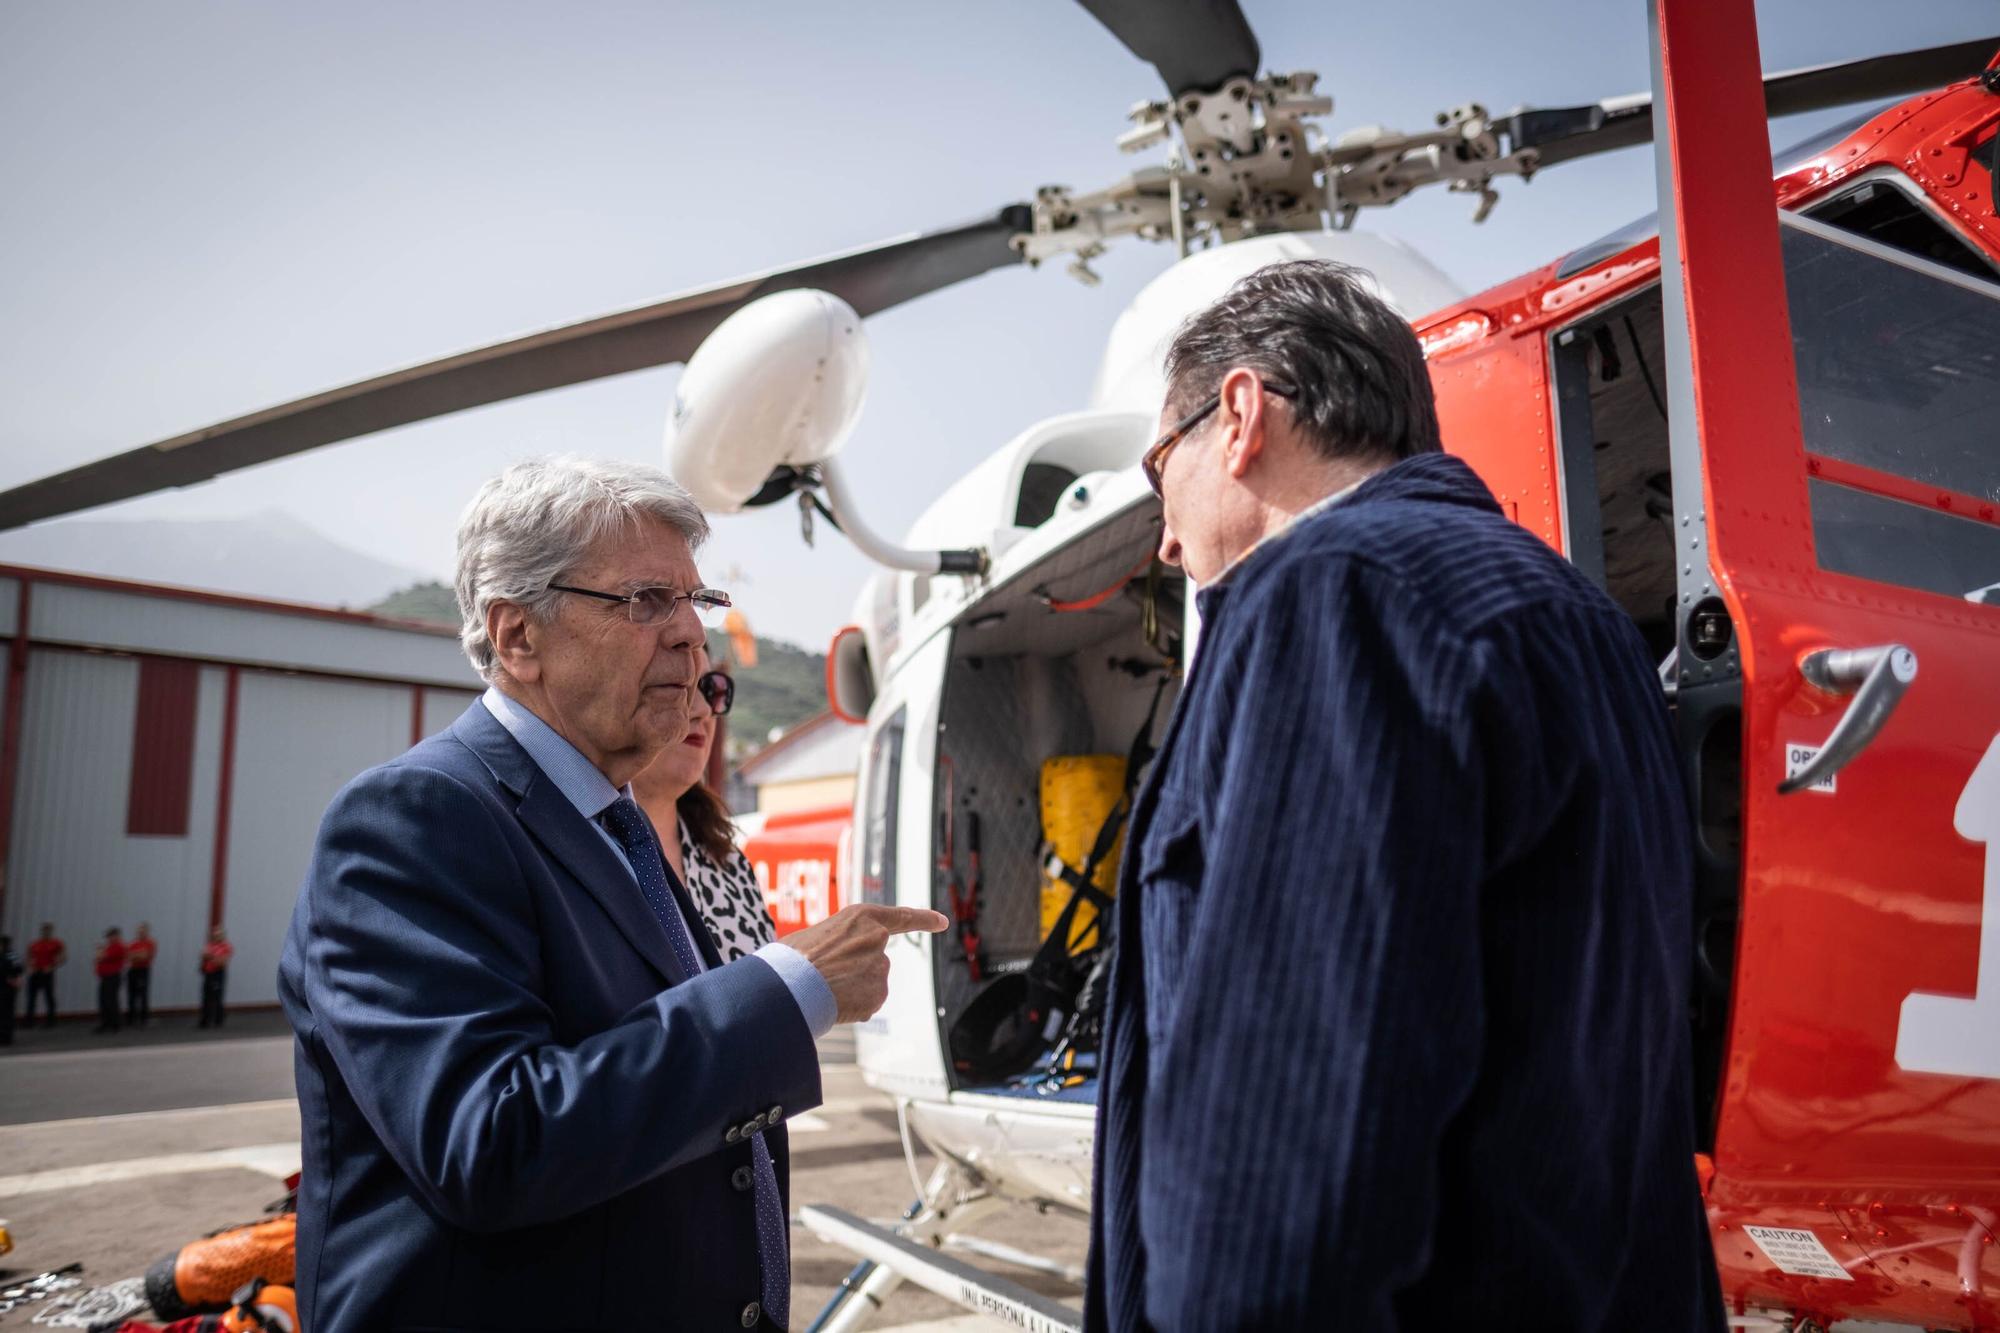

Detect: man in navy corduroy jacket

[1085,261,1724,1329]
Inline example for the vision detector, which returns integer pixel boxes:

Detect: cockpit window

[1810,481,2000,606]
[1803,178,1998,282]
[1784,212,2000,604]
[1784,212,2000,502]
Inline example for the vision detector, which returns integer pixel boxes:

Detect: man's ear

[488,600,542,685]
[1217,366,1268,479]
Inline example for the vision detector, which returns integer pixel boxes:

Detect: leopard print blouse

[678,823,776,963]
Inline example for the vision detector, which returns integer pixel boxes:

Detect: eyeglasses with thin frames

[546,583,733,629]
[1141,380,1297,498]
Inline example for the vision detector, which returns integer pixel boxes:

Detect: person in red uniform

[26,923,65,1029]
[199,927,234,1029]
[94,927,127,1034]
[126,922,158,1026]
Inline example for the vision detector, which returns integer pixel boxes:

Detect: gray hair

[1164,259,1441,464]
[454,456,711,682]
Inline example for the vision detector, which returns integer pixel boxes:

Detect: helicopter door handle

[1777,644,1918,795]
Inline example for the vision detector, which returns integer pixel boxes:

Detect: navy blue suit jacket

[1086,454,1722,1330]
[279,703,821,1332]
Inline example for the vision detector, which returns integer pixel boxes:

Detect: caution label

[1742,1226,1853,1281]
[1784,743,1836,794]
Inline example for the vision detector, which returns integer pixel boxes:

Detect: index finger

[856,904,951,935]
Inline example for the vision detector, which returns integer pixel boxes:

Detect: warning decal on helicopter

[1741,1227,1853,1281]
[1783,744,1836,794]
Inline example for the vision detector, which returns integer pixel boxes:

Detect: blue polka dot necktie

[602,797,789,1328]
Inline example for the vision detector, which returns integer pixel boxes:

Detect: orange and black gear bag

[144,1213,295,1321]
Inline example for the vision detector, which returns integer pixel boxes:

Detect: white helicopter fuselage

[839,228,1464,1210]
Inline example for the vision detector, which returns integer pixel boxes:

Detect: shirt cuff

[753,941,837,1038]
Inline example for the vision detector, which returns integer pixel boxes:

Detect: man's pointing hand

[784,904,949,1024]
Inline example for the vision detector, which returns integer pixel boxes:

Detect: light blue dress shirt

[481,687,836,1036]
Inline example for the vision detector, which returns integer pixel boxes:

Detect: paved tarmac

[0,1014,297,1126]
[0,1020,1086,1330]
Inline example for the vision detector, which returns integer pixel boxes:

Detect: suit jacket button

[726,1125,742,1144]
[732,1164,754,1192]
[746,1115,767,1134]
[740,1300,762,1327]
[768,1104,782,1123]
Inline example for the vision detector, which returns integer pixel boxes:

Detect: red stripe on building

[410,685,426,746]
[127,657,201,836]
[0,579,30,923]
[209,665,242,931]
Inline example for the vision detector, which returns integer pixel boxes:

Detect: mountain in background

[370,579,460,623]
[0,510,434,609]
[367,580,828,751]
[727,636,831,752]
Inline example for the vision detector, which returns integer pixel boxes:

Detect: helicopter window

[1810,482,2000,605]
[858,707,906,907]
[1802,178,1998,283]
[1782,212,2000,507]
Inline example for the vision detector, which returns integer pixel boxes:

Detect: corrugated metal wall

[0,571,487,1016]
[222,673,416,1008]
[1,663,485,1012]
[5,651,227,1011]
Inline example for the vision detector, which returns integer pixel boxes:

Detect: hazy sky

[4,1,1994,647]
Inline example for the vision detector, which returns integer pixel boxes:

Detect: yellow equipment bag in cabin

[1039,755,1127,951]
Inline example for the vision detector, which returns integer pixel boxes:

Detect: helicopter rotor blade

[1074,0,1261,99]
[1501,35,1999,170]
[0,206,1032,532]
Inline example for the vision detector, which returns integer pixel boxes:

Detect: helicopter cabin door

[848,623,955,1101]
[1650,4,2000,1311]
[1707,204,2000,1306]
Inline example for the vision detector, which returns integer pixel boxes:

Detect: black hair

[1163,258,1442,464]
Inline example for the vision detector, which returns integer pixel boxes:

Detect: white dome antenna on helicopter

[664,288,986,577]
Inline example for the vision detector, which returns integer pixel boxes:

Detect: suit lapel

[451,702,688,988]
[516,775,689,987]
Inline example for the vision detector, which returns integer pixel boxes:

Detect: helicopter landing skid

[800,1162,1083,1332]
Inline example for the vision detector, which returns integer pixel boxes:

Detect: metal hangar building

[0,564,482,1015]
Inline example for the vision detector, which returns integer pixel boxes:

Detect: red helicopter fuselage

[1419,65,2000,1327]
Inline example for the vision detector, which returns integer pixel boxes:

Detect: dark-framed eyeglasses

[697,669,735,717]
[1141,379,1298,498]
[546,583,733,628]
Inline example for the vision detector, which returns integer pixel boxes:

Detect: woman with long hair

[630,653,774,961]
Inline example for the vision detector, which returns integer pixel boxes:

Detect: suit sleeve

[1136,560,1494,1326]
[294,763,821,1233]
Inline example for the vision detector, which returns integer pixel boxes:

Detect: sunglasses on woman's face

[697,669,735,717]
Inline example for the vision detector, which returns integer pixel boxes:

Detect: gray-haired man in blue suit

[280,457,945,1332]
